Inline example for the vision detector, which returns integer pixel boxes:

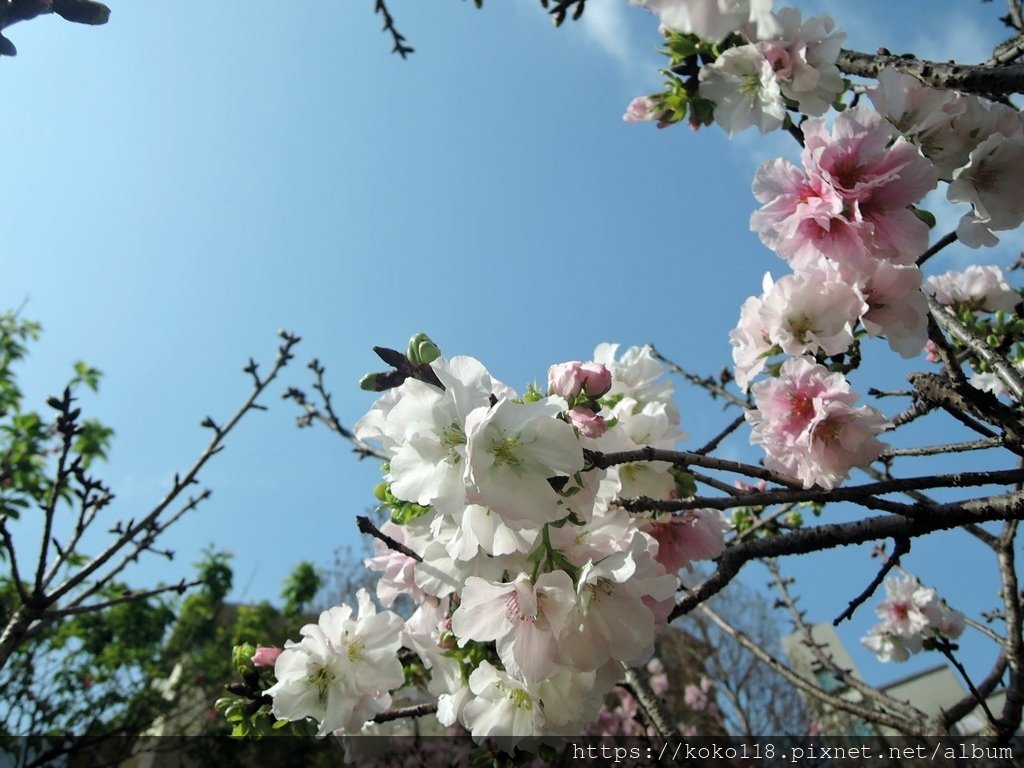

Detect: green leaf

[912,207,937,229]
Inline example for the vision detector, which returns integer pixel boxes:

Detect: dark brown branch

[372,702,437,723]
[837,48,1024,95]
[586,446,803,489]
[0,0,109,56]
[356,514,422,562]
[373,0,413,58]
[41,579,198,620]
[940,653,1008,731]
[670,488,1024,621]
[620,467,1024,515]
[694,413,746,456]
[916,231,958,267]
[935,639,999,729]
[833,537,910,626]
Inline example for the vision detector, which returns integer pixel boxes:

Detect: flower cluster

[746,356,890,489]
[861,574,966,663]
[626,2,845,135]
[698,7,845,135]
[869,69,1024,248]
[728,104,930,486]
[925,264,1020,315]
[266,343,729,743]
[265,591,405,737]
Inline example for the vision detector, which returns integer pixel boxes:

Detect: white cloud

[578,0,635,65]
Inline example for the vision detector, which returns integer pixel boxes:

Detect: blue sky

[1,0,1019,693]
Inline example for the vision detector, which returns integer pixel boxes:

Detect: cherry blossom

[631,0,779,42]
[746,356,889,489]
[451,571,576,682]
[925,264,1020,314]
[266,591,404,736]
[861,574,966,663]
[464,396,586,528]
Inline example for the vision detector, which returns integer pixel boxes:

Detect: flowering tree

[213,0,1024,752]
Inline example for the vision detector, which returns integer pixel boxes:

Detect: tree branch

[837,48,1024,95]
[671,488,1024,621]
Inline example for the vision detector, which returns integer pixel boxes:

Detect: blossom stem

[916,230,958,267]
[934,638,999,728]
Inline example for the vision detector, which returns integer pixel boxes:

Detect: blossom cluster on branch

[225,0,1024,747]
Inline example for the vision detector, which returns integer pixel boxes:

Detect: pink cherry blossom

[751,106,937,269]
[645,509,730,573]
[568,406,608,438]
[746,356,889,489]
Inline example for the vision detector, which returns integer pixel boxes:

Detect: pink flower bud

[251,645,282,667]
[548,361,586,399]
[579,362,612,397]
[569,407,607,438]
[623,96,657,123]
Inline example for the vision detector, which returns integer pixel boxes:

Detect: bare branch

[837,49,1024,95]
[40,579,198,621]
[671,488,1024,621]
[356,515,421,562]
[698,602,924,734]
[373,0,414,58]
[586,446,804,489]
[832,537,910,626]
[650,346,747,408]
[620,467,1024,515]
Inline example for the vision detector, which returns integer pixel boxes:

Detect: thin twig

[698,602,924,734]
[880,437,1005,458]
[940,653,1008,731]
[649,346,747,408]
[41,579,198,621]
[694,413,746,456]
[766,560,927,726]
[833,537,910,626]
[619,467,1024,514]
[373,0,414,58]
[670,487,1024,621]
[917,230,958,267]
[935,639,999,728]
[356,515,422,562]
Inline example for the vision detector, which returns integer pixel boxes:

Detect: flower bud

[548,361,586,399]
[579,362,612,397]
[407,332,440,365]
[251,645,283,668]
[568,406,607,438]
